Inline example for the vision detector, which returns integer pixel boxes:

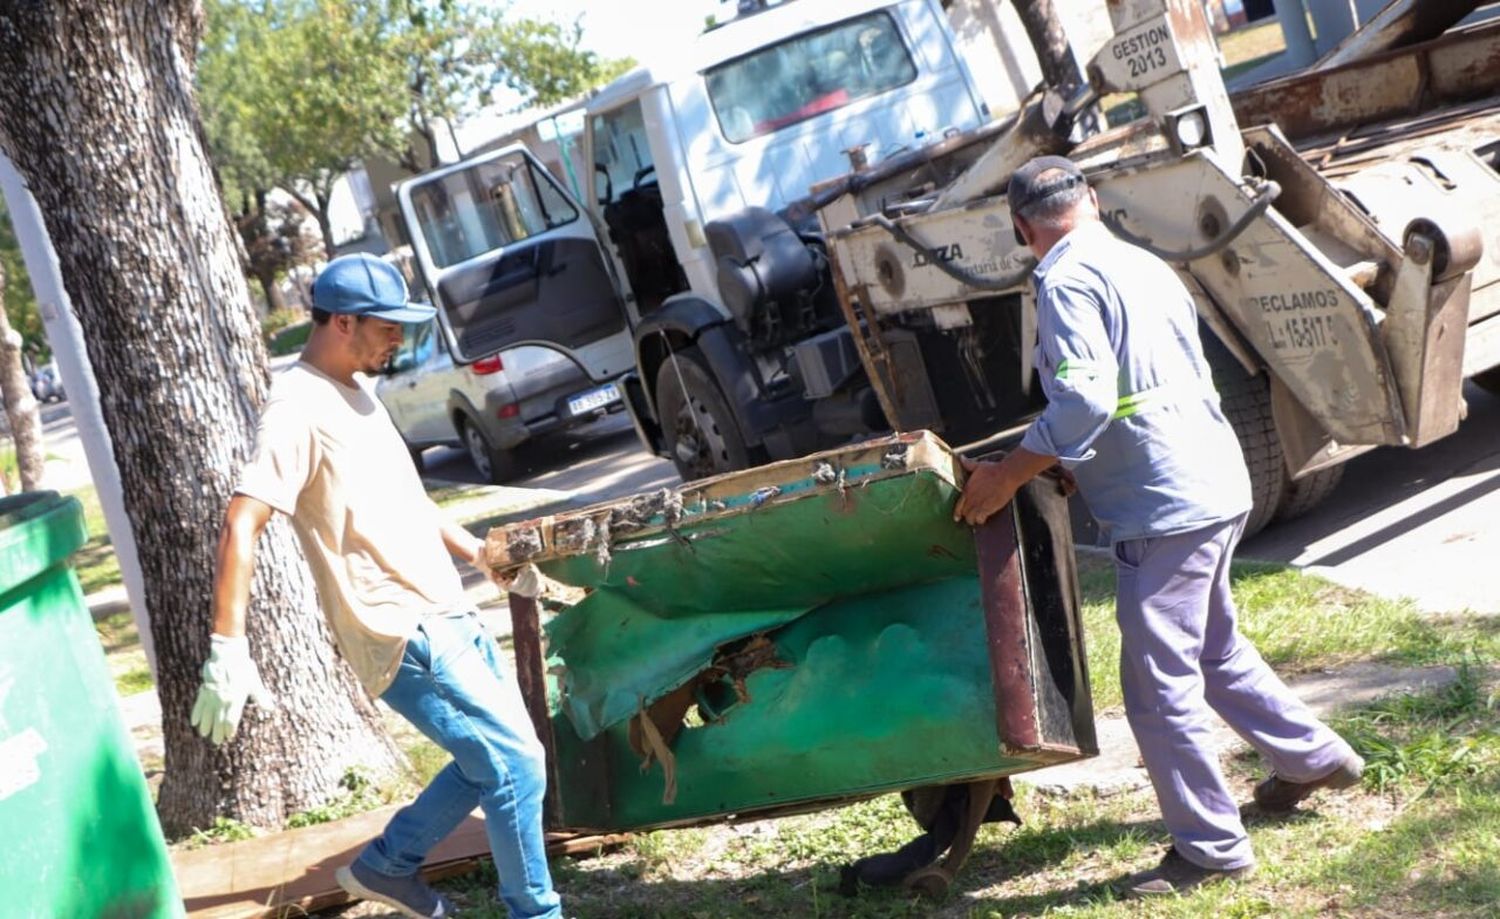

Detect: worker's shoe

[335,861,455,919]
[1253,752,1365,814]
[1118,847,1251,898]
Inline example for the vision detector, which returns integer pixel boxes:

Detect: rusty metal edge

[507,591,564,825]
[974,504,1042,754]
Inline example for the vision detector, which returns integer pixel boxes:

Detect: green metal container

[0,491,183,918]
[492,432,1097,833]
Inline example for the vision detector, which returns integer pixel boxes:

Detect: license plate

[567,383,620,416]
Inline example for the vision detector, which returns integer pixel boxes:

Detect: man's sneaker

[335,861,455,919]
[1119,847,1252,898]
[1253,753,1365,814]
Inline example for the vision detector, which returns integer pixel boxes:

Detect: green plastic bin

[0,491,183,918]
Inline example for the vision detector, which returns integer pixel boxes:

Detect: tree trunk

[313,190,338,257]
[257,270,287,315]
[0,1,403,836]
[1012,0,1084,89]
[0,261,44,492]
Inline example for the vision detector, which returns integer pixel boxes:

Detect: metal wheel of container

[655,346,750,482]
[1204,337,1285,538]
[461,416,516,484]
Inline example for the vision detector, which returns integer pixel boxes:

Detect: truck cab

[394,0,989,479]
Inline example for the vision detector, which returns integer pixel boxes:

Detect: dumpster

[486,431,1096,833]
[0,491,183,918]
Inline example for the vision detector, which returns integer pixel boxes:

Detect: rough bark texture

[0,1,402,835]
[1012,0,1084,89]
[0,260,45,491]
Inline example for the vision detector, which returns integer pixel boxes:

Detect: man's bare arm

[211,494,275,637]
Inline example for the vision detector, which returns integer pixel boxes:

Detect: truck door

[397,145,634,381]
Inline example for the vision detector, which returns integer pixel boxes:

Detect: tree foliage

[198,0,632,254]
[0,198,46,361]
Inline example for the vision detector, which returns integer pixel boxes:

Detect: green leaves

[199,0,632,188]
[0,198,45,360]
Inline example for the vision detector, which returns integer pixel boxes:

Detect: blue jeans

[358,611,561,919]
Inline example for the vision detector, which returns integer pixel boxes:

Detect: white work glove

[190,634,272,745]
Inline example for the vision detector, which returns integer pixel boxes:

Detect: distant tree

[198,1,635,250]
[200,0,407,255]
[0,258,44,493]
[199,0,328,303]
[0,198,46,362]
[237,195,321,315]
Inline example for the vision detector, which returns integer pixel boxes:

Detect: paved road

[420,411,681,508]
[1240,382,1500,615]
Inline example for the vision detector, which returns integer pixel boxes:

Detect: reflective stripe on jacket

[1018,221,1251,541]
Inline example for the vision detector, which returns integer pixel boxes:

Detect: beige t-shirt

[236,362,468,696]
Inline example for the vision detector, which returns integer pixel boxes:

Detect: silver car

[376,319,621,482]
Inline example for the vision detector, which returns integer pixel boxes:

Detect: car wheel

[654,346,751,482]
[461,416,516,484]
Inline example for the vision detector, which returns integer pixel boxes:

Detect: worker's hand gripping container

[489,431,1097,835]
[0,491,184,918]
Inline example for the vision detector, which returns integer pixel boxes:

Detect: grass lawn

[67,484,123,596]
[425,668,1499,919]
[402,560,1499,918]
[1076,554,1500,711]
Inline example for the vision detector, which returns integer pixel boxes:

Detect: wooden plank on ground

[173,804,627,918]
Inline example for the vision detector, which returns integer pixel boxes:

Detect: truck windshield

[408,152,579,269]
[705,11,917,144]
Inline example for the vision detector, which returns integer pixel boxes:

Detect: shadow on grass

[445,814,1169,919]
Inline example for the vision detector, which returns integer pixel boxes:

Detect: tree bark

[1012,0,1084,90]
[0,1,403,836]
[0,260,45,492]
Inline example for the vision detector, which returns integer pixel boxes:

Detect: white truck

[394,0,994,479]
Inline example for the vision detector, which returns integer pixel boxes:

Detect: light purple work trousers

[1113,513,1354,870]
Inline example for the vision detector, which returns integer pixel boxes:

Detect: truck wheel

[461,416,516,484]
[1206,344,1286,538]
[655,346,750,481]
[1275,464,1345,523]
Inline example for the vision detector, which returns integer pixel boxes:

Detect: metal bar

[827,244,906,431]
[507,590,562,822]
[1314,0,1481,71]
[1231,19,1500,143]
[974,507,1041,753]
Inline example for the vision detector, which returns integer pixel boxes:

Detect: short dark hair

[311,306,332,325]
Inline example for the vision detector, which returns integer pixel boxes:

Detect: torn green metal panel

[490,432,1097,834]
[549,575,1039,830]
[540,463,976,740]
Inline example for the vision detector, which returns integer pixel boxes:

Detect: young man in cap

[955,157,1363,896]
[192,253,561,918]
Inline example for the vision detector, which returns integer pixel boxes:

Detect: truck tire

[1206,344,1285,537]
[1275,464,1345,523]
[655,346,750,481]
[460,415,517,484]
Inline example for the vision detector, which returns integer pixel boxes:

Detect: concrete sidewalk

[1022,661,1460,797]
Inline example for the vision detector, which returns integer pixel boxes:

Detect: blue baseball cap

[311,253,436,324]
